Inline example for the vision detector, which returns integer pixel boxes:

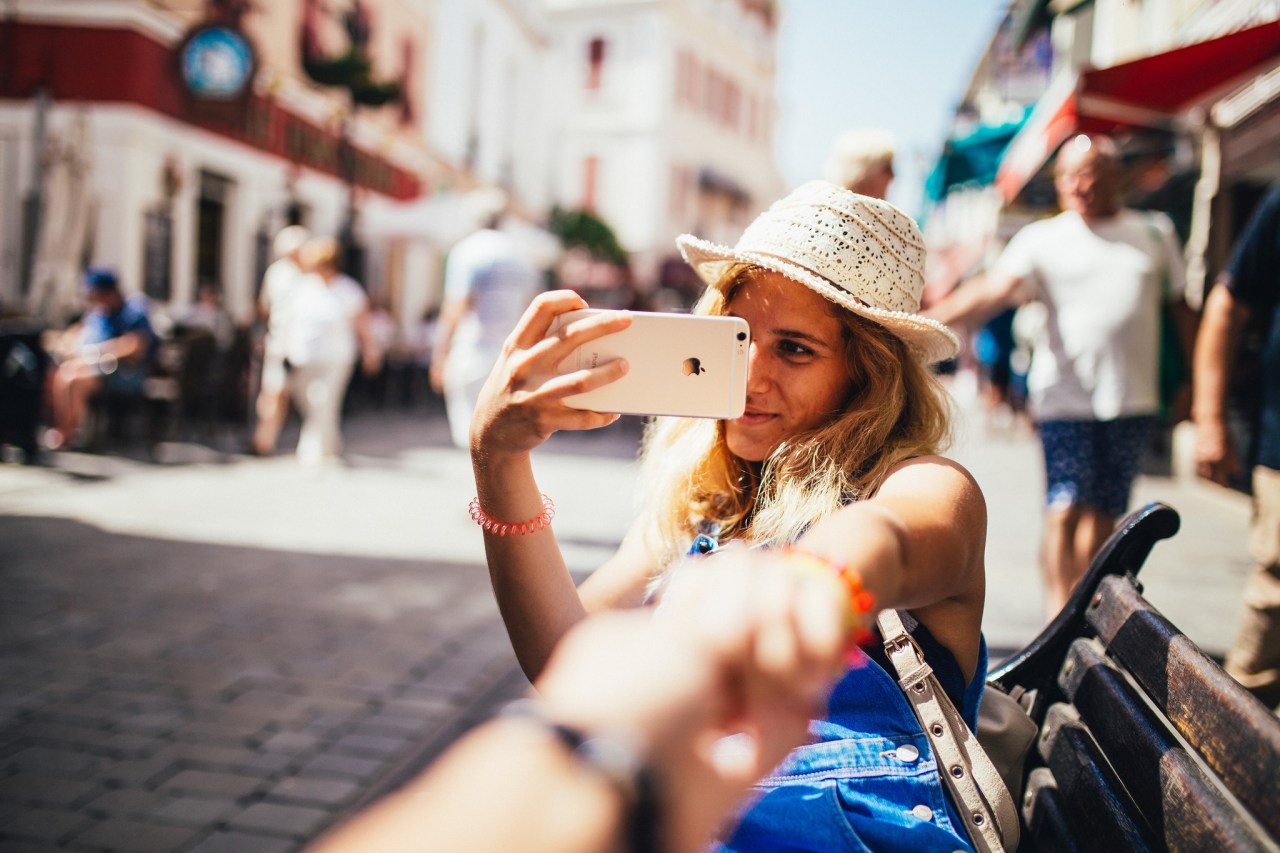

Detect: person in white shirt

[926,134,1193,619]
[285,237,371,468]
[431,192,542,448]
[253,225,309,456]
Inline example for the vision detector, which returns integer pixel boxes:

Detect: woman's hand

[470,290,632,459]
[538,546,849,852]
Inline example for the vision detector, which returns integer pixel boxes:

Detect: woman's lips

[736,410,775,426]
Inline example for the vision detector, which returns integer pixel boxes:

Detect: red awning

[995,19,1280,202]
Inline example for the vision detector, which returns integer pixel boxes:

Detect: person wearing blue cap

[43,268,157,450]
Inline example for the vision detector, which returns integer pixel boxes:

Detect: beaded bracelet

[469,494,556,536]
[782,547,878,649]
[503,699,659,853]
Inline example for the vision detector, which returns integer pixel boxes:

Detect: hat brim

[676,235,960,364]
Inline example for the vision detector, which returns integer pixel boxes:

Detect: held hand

[1194,417,1242,486]
[538,550,848,852]
[470,290,632,458]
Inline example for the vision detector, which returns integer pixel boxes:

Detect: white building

[543,0,785,300]
[2,0,788,329]
[0,0,443,329]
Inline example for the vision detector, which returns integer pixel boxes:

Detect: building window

[142,209,173,302]
[587,37,607,90]
[582,156,599,211]
[725,82,741,129]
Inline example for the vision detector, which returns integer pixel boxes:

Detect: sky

[774,0,1012,218]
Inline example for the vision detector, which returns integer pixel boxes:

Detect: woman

[284,237,371,468]
[469,181,987,851]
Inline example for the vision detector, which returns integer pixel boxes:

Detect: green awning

[925,109,1031,202]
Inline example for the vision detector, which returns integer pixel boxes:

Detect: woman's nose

[745,342,771,393]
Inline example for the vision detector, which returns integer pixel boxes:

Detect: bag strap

[877,610,1018,853]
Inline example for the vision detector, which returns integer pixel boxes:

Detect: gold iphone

[550,309,750,419]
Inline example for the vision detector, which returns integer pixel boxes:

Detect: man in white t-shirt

[926,134,1193,619]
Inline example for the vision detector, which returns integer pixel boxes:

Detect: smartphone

[549,309,750,419]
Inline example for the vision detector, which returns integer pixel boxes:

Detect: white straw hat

[676,180,959,364]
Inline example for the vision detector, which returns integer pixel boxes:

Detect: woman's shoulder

[877,454,986,510]
[885,452,978,482]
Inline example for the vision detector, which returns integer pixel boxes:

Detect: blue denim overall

[687,534,987,853]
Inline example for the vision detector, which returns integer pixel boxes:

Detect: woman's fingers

[509,290,589,351]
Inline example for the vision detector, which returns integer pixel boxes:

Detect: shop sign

[178,25,256,101]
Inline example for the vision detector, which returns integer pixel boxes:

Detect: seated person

[44,268,157,449]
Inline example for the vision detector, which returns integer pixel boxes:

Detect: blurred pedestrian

[925,133,1194,619]
[308,552,851,853]
[43,268,157,450]
[253,225,309,456]
[1193,182,1280,710]
[431,189,542,448]
[823,127,895,199]
[353,294,397,409]
[182,282,236,352]
[285,236,371,469]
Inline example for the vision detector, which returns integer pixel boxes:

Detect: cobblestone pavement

[0,408,643,852]
[0,394,1252,851]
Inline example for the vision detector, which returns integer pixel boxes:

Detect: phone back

[553,310,749,419]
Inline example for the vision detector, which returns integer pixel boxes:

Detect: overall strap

[877,610,1018,853]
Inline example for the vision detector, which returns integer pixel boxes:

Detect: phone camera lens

[736,332,747,341]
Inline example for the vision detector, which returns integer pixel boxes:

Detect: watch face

[181,26,254,99]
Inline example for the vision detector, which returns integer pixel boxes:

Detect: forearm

[1192,285,1247,424]
[97,333,146,363]
[473,452,588,680]
[925,273,1018,331]
[795,504,908,607]
[432,300,465,367]
[309,717,623,853]
[790,461,985,612]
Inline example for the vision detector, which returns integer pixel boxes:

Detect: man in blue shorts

[44,268,157,450]
[926,134,1192,618]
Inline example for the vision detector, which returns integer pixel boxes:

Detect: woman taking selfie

[468,181,988,852]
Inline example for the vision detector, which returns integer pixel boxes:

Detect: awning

[995,19,1280,202]
[925,108,1031,202]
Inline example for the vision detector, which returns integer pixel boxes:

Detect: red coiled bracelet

[782,547,879,650]
[469,494,556,536]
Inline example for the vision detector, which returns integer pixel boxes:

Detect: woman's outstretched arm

[792,455,988,677]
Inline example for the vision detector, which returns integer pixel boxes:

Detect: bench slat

[1039,702,1159,852]
[1087,575,1280,841]
[989,503,1181,720]
[1060,638,1271,851]
[1022,767,1088,853]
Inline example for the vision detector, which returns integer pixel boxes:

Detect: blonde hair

[299,236,341,273]
[823,128,895,193]
[638,265,953,565]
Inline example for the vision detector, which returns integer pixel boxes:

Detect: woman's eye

[778,340,814,357]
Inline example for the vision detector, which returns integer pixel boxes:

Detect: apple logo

[682,357,704,376]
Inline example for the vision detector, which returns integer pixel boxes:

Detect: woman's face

[724,271,854,462]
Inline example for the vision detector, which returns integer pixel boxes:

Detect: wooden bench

[990,501,1280,852]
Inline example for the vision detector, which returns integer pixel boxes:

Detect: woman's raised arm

[469,291,655,680]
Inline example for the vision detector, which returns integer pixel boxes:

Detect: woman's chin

[725,427,776,464]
